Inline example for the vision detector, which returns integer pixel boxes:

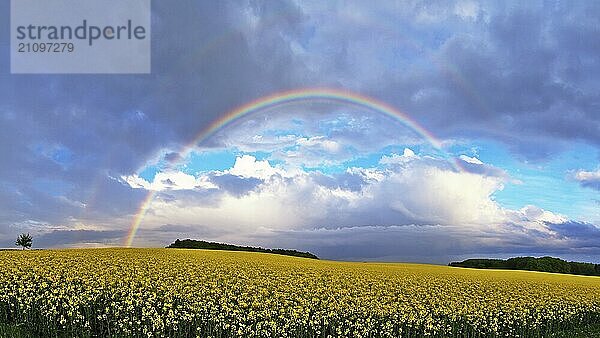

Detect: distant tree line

[167,239,319,259]
[449,256,600,276]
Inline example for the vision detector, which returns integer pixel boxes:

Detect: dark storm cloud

[0,0,307,239]
[408,2,600,155]
[288,1,600,159]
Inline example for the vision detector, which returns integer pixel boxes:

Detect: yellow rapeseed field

[0,248,598,337]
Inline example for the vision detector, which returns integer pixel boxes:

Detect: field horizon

[17,247,600,279]
[5,245,600,270]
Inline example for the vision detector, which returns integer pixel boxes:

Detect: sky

[1,0,599,264]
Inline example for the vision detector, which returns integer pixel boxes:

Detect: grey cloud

[157,224,198,233]
[250,223,600,264]
[163,152,182,162]
[310,170,371,192]
[134,224,237,247]
[35,230,126,248]
[579,180,600,191]
[209,174,263,197]
[429,2,600,152]
[289,1,600,157]
[547,221,600,243]
[457,158,508,177]
[573,170,600,191]
[0,0,307,234]
[152,188,224,208]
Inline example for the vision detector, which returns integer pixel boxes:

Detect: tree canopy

[167,239,318,259]
[15,233,33,250]
[449,256,600,276]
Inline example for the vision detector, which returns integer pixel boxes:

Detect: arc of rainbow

[125,87,453,247]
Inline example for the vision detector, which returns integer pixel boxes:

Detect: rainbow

[124,88,448,247]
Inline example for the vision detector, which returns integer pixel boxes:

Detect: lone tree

[15,233,32,250]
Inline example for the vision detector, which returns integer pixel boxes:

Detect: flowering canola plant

[0,248,598,337]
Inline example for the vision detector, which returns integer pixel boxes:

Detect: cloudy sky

[1,0,599,263]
